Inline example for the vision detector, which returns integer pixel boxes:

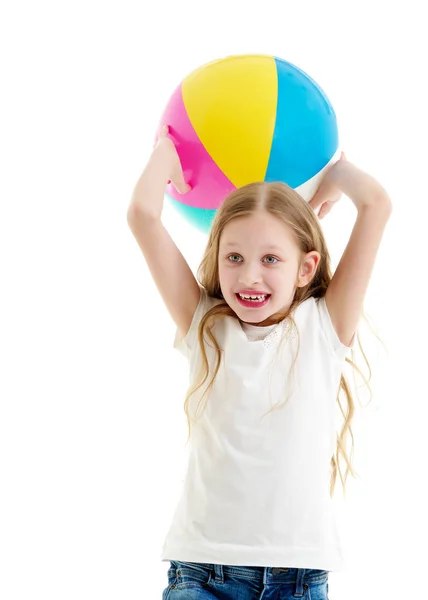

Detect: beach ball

[156,54,340,234]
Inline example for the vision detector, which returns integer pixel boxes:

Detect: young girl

[127,125,392,599]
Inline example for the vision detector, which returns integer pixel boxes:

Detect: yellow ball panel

[182,55,277,187]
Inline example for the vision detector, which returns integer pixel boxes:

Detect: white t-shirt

[160,286,354,572]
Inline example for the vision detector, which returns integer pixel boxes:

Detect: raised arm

[127,126,201,340]
[310,158,393,347]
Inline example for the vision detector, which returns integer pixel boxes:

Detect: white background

[1,1,427,598]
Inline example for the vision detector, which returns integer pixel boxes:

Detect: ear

[297,251,321,286]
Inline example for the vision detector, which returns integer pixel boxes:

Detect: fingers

[307,194,322,213]
[171,165,192,194]
[153,124,170,148]
[173,180,192,195]
[170,164,192,194]
[318,202,333,219]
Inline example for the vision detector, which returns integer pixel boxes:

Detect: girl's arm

[311,159,393,347]
[127,126,200,341]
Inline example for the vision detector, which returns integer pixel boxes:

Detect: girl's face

[218,212,318,326]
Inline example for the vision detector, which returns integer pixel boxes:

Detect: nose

[238,263,263,287]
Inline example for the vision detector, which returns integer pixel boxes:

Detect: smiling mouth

[235,293,271,307]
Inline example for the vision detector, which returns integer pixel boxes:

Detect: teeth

[238,293,267,301]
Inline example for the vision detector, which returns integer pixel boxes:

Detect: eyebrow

[223,243,285,252]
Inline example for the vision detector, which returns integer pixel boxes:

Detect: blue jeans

[162,561,329,599]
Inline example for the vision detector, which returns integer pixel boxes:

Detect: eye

[264,255,278,264]
[227,254,242,263]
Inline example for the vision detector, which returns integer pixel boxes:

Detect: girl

[127,125,392,599]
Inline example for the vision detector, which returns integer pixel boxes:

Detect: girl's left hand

[308,151,347,219]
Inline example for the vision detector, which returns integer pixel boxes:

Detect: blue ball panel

[265,58,338,188]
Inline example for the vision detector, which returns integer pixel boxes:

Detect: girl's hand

[128,125,191,220]
[308,151,347,219]
[152,125,191,195]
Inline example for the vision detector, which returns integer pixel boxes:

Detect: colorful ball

[157,54,340,233]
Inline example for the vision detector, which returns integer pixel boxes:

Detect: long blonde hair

[182,181,375,498]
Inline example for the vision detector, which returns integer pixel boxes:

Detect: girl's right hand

[152,125,191,195]
[129,125,191,221]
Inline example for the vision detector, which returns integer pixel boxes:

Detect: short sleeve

[317,296,355,359]
[173,287,217,359]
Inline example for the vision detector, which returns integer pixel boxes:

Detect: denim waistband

[168,560,328,597]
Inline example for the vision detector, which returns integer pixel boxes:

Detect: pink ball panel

[156,83,236,210]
